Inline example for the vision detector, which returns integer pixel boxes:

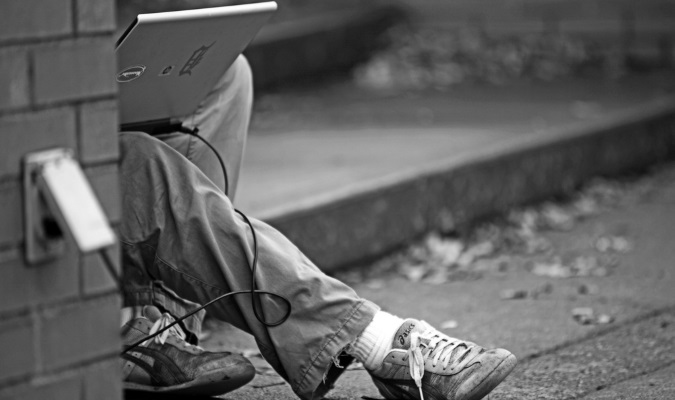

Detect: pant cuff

[123,281,206,343]
[294,299,380,400]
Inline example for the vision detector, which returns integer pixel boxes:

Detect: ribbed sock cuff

[120,306,144,326]
[347,311,404,370]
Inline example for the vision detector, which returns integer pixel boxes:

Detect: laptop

[115,2,277,133]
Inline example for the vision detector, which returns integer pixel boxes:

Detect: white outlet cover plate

[25,149,116,254]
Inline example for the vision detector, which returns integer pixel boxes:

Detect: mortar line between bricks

[80,158,123,170]
[70,0,78,38]
[578,359,675,399]
[0,221,119,265]
[80,287,120,301]
[0,240,19,254]
[32,308,43,376]
[32,291,122,314]
[74,103,83,156]
[0,289,122,323]
[0,31,115,49]
[27,47,36,107]
[36,350,121,380]
[0,95,117,119]
[0,305,31,321]
[0,349,120,392]
[519,304,675,363]
[0,372,33,392]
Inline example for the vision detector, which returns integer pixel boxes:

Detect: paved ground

[167,71,675,400]
[118,2,675,398]
[117,4,675,399]
[196,159,675,400]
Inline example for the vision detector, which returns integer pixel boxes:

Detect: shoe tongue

[142,305,163,322]
[392,319,426,349]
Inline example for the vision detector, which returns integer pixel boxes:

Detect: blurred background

[115,0,675,267]
[115,0,675,139]
[116,1,675,217]
[116,0,675,90]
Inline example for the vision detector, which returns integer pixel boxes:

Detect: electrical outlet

[23,148,116,264]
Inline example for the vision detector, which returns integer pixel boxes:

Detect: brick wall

[0,0,121,399]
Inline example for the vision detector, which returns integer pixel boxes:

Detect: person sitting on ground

[118,55,517,400]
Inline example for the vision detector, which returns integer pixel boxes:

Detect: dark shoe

[367,319,516,400]
[121,306,255,396]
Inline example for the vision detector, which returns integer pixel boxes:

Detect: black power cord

[101,125,291,354]
[183,127,229,196]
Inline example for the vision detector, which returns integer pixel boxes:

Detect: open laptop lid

[116,2,277,131]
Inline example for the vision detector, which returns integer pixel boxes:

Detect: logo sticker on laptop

[116,65,146,83]
[179,42,215,76]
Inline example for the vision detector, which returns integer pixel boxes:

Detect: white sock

[120,306,145,326]
[348,311,404,370]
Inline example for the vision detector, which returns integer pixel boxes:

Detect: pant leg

[156,54,252,199]
[119,131,379,400]
[122,55,253,336]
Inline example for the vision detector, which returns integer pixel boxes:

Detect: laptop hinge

[120,119,184,135]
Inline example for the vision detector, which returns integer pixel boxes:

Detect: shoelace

[408,328,473,400]
[147,313,203,350]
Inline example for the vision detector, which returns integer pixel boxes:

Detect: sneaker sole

[460,352,517,400]
[123,364,255,396]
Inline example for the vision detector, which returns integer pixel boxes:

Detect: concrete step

[238,75,675,272]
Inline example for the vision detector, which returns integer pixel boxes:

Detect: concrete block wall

[245,3,406,89]
[403,0,675,66]
[0,0,122,399]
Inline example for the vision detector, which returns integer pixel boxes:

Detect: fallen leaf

[365,279,385,290]
[531,282,554,298]
[541,204,575,231]
[472,256,512,273]
[426,234,464,266]
[509,209,539,231]
[531,259,573,278]
[597,314,614,324]
[577,283,600,295]
[571,255,599,276]
[457,241,495,267]
[611,236,633,253]
[399,263,427,282]
[520,231,552,255]
[500,289,528,300]
[571,307,613,325]
[595,236,613,252]
[447,270,482,281]
[422,267,448,285]
[572,307,595,325]
[572,195,599,217]
[595,235,632,253]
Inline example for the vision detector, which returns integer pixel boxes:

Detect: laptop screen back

[115,2,276,129]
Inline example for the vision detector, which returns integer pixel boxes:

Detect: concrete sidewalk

[199,137,675,400]
[235,71,675,271]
